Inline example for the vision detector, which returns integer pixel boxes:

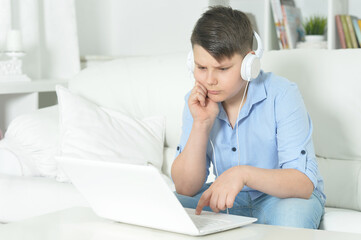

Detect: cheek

[194,71,206,83]
[221,72,241,88]
[230,69,241,80]
[222,77,243,96]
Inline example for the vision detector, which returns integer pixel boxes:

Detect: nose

[206,71,218,86]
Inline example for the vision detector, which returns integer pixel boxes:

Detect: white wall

[228,0,266,42]
[284,0,361,18]
[349,0,361,16]
[75,0,361,57]
[75,0,209,56]
[296,0,361,19]
[295,0,329,19]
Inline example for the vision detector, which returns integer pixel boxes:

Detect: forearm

[171,121,213,196]
[242,166,314,199]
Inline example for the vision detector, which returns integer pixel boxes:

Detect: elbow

[293,170,314,199]
[175,186,193,197]
[298,190,313,200]
[299,181,314,199]
[304,185,314,199]
[304,176,315,199]
[171,171,194,196]
[287,186,313,200]
[174,183,199,197]
[171,165,203,197]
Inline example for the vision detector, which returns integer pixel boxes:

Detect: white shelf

[230,0,349,50]
[264,0,350,50]
[0,79,68,95]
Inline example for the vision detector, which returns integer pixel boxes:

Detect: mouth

[207,90,220,95]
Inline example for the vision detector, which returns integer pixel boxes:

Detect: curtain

[0,0,80,80]
[0,0,11,52]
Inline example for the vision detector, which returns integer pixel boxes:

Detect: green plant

[303,16,327,35]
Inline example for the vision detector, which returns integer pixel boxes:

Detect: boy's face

[193,44,246,104]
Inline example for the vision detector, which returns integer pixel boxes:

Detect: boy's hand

[188,82,219,125]
[195,166,246,215]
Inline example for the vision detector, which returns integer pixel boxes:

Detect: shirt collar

[217,70,267,123]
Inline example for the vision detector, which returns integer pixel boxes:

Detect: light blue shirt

[175,70,325,201]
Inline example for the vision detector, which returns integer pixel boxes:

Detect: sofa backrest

[69,49,361,211]
[262,49,361,210]
[68,53,193,177]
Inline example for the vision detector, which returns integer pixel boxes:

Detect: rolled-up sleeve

[175,92,193,158]
[275,84,319,189]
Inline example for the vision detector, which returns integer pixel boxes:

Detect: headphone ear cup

[250,57,261,79]
[241,53,260,81]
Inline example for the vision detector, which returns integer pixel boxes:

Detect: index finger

[195,191,211,215]
[195,81,207,94]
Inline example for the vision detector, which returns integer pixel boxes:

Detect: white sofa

[0,49,361,234]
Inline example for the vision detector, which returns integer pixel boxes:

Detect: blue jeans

[175,183,325,229]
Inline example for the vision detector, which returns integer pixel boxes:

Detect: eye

[220,67,229,71]
[197,66,207,70]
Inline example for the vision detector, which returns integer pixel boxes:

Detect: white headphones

[187,31,264,82]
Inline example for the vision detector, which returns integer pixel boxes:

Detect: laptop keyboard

[189,214,231,229]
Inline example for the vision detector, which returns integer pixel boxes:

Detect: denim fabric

[174,183,325,229]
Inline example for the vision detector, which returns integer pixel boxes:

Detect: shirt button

[232,147,237,152]
[301,150,306,155]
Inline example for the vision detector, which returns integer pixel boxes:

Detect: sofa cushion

[320,207,361,234]
[0,146,23,176]
[56,86,165,182]
[317,157,361,211]
[162,147,176,179]
[68,53,193,152]
[0,106,59,177]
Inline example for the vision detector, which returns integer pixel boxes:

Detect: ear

[249,50,256,55]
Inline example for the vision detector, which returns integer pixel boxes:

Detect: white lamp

[0,29,30,82]
[6,30,25,59]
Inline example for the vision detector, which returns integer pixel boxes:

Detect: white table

[0,207,360,240]
[0,79,68,94]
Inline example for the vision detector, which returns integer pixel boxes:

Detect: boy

[171,6,325,229]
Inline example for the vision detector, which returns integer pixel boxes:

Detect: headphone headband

[253,31,263,58]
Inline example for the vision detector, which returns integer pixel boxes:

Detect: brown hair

[191,6,253,61]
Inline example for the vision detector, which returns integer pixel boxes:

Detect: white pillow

[0,106,59,177]
[55,85,165,182]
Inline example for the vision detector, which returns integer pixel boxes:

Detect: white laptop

[58,157,257,236]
